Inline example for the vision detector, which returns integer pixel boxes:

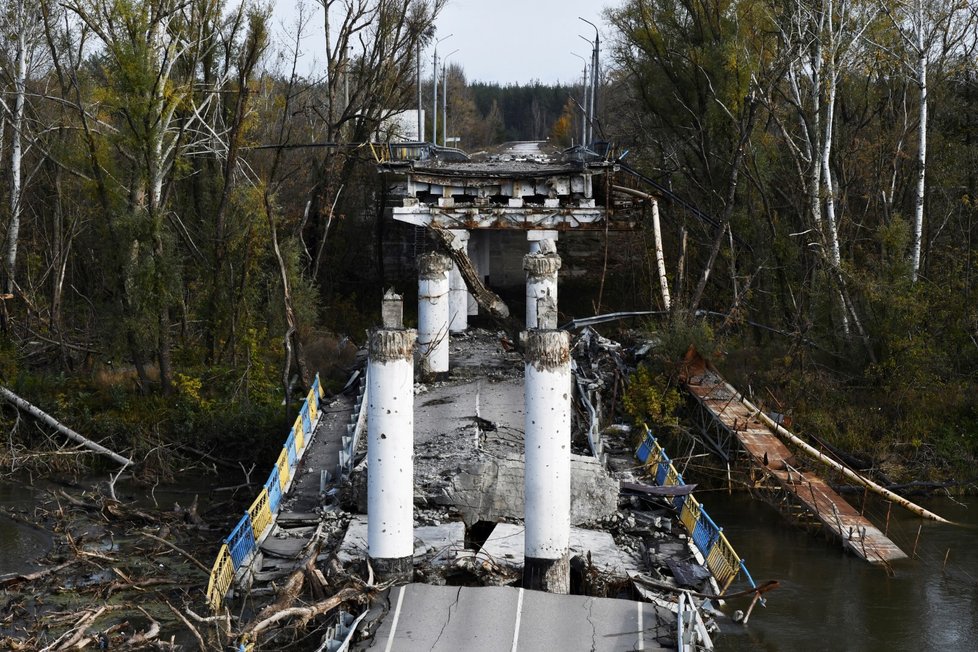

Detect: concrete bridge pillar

[367,326,417,583]
[447,229,470,333]
[417,252,451,377]
[524,252,561,329]
[523,328,572,593]
[527,229,559,254]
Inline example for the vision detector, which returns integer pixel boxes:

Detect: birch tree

[876,0,974,282]
[1,0,43,297]
[768,0,878,352]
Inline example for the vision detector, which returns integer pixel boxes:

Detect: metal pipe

[741,394,953,524]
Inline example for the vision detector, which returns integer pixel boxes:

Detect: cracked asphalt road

[360,583,673,651]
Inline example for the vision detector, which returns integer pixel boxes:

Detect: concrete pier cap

[366,327,417,584]
[523,328,572,593]
[527,229,559,254]
[524,252,561,330]
[417,252,452,378]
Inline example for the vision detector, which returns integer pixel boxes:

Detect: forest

[0,0,976,487]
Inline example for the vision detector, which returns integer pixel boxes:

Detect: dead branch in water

[246,586,363,637]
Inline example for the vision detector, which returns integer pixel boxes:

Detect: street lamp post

[571,52,588,146]
[417,40,423,141]
[579,17,599,144]
[443,49,459,147]
[432,34,452,145]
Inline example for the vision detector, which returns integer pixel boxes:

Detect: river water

[706,492,978,651]
[2,478,976,650]
[0,481,53,575]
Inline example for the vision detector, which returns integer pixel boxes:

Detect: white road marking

[384,585,406,652]
[637,600,645,650]
[511,587,525,652]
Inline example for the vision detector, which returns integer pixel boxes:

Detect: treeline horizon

[0,0,975,482]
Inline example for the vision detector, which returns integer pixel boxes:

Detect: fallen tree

[0,385,133,467]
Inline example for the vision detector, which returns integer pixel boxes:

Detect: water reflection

[0,482,52,575]
[706,492,978,651]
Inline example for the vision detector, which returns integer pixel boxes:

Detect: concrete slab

[335,516,465,566]
[477,523,643,577]
[357,584,673,651]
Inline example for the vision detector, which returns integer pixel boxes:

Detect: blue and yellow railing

[206,374,326,612]
[636,428,756,594]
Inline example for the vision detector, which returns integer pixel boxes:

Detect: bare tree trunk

[672,223,687,316]
[689,99,758,312]
[820,0,851,337]
[4,2,27,296]
[910,45,926,281]
[0,385,134,466]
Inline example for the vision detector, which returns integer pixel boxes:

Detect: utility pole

[443,49,458,147]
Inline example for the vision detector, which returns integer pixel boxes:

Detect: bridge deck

[682,359,907,564]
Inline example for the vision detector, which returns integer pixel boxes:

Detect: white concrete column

[447,229,470,333]
[367,328,416,583]
[417,252,451,377]
[527,229,559,254]
[524,253,561,329]
[523,329,572,593]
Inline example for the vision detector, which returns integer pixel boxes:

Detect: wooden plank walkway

[681,354,907,564]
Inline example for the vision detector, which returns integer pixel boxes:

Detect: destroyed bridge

[202,141,949,651]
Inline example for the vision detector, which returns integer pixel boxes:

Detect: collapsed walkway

[680,351,907,564]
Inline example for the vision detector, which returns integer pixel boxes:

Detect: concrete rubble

[237,327,730,650]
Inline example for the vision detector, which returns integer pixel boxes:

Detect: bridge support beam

[367,327,417,583]
[417,252,451,377]
[447,229,470,332]
[524,253,561,329]
[523,329,571,593]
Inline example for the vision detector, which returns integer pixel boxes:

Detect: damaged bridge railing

[338,368,368,478]
[206,375,325,612]
[636,428,757,594]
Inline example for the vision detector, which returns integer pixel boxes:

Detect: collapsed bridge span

[679,349,911,565]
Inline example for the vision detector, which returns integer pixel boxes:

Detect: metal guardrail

[338,369,368,478]
[206,374,325,612]
[636,428,757,594]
